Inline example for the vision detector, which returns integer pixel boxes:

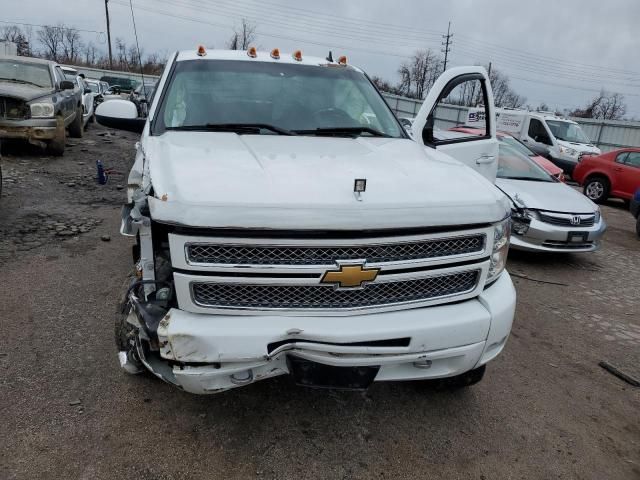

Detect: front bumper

[134,272,516,394]
[549,155,579,176]
[510,217,607,253]
[0,117,58,141]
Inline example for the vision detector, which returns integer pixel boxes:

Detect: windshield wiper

[166,123,295,135]
[0,77,45,88]
[293,126,391,138]
[500,176,552,182]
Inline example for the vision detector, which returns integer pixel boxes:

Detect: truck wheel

[46,116,66,156]
[636,216,640,238]
[68,106,84,138]
[584,176,610,203]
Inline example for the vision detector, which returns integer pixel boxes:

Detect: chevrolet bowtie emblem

[320,263,380,289]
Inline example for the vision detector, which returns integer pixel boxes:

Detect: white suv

[96,48,515,394]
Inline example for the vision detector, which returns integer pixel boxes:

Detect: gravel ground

[1,126,638,480]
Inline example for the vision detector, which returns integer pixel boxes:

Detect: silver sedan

[496,144,606,253]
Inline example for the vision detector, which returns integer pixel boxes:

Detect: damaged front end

[116,182,183,388]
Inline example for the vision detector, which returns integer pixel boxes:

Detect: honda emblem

[570,216,581,226]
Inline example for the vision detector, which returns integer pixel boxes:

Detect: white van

[467,108,600,175]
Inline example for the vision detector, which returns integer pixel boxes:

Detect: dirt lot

[1,125,639,480]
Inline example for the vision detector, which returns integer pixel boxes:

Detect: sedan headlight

[487,216,510,285]
[29,102,55,118]
[511,208,536,236]
[594,208,601,224]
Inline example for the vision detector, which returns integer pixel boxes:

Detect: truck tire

[584,176,610,203]
[46,116,66,156]
[636,215,640,238]
[68,106,84,138]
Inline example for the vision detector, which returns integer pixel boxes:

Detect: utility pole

[488,62,492,78]
[441,21,453,72]
[104,0,113,69]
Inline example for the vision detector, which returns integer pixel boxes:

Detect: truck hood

[556,139,600,155]
[145,132,509,230]
[496,178,597,213]
[0,81,54,102]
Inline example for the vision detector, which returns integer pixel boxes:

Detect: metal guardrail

[382,92,640,152]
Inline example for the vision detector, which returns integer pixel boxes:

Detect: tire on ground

[68,106,84,138]
[583,176,610,204]
[46,116,66,156]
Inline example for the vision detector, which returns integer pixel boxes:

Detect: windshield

[0,60,52,88]
[498,143,554,182]
[500,136,537,157]
[154,59,403,137]
[546,120,590,144]
[85,81,100,93]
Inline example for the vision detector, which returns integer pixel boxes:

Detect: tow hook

[230,370,254,386]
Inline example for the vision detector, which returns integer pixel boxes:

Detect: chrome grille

[192,270,480,310]
[0,97,29,120]
[538,212,595,227]
[187,234,486,266]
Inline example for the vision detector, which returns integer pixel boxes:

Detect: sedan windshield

[153,59,403,137]
[498,144,554,182]
[0,60,52,88]
[546,120,590,144]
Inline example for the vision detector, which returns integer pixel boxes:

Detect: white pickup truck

[96,48,515,394]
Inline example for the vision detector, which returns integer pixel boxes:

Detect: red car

[573,148,640,204]
[449,127,565,181]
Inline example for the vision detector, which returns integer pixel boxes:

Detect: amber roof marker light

[270,48,280,60]
[293,50,303,61]
[247,46,257,58]
[338,55,348,65]
[196,45,207,57]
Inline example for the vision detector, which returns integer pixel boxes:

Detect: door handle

[522,139,528,142]
[476,155,496,165]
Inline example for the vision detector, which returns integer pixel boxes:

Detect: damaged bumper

[128,273,515,394]
[0,118,58,142]
[510,217,607,253]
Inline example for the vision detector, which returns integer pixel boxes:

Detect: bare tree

[570,90,627,120]
[487,67,526,108]
[1,25,31,55]
[83,42,99,66]
[37,24,64,61]
[396,49,443,99]
[226,18,257,50]
[61,27,83,63]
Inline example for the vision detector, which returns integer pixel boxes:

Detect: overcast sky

[4,0,640,117]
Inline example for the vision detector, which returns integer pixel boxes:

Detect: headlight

[511,209,536,236]
[559,146,578,157]
[29,102,55,118]
[487,216,510,285]
[594,208,601,224]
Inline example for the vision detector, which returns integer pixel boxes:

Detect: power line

[109,0,416,59]
[111,0,640,101]
[0,19,104,35]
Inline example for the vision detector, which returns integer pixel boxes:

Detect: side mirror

[95,99,146,133]
[84,88,92,94]
[60,80,75,90]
